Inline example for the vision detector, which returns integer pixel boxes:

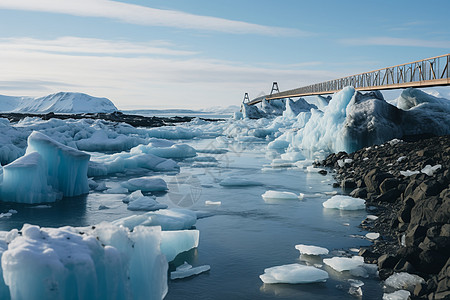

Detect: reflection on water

[0,194,88,231]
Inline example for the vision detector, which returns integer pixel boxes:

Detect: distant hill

[0,92,118,114]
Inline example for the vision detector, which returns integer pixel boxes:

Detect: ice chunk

[112,208,197,231]
[365,232,380,240]
[0,152,61,203]
[205,201,221,205]
[26,131,90,197]
[127,195,168,212]
[89,152,179,177]
[295,244,329,256]
[399,170,420,177]
[384,272,424,291]
[397,156,407,163]
[76,130,142,152]
[219,177,263,187]
[170,262,210,280]
[259,264,329,284]
[262,190,300,201]
[337,158,353,167]
[1,223,168,300]
[420,164,441,176]
[103,187,129,194]
[161,230,199,262]
[382,290,410,300]
[131,143,197,159]
[322,195,365,210]
[121,177,168,192]
[323,256,365,272]
[305,165,325,173]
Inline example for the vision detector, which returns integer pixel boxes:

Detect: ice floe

[262,190,301,201]
[170,262,210,280]
[259,264,329,284]
[384,272,424,291]
[322,195,366,210]
[295,244,329,256]
[121,177,168,192]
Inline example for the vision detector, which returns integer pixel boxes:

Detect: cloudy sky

[0,0,449,109]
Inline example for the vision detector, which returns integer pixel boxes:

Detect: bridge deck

[247,54,450,105]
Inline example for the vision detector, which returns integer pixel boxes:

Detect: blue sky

[0,0,449,109]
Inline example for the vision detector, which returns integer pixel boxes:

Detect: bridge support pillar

[242,92,249,103]
[270,82,280,95]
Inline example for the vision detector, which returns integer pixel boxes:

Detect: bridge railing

[266,54,450,101]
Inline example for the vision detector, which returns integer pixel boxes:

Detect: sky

[0,0,449,110]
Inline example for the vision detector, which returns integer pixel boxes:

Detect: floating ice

[89,151,179,177]
[121,177,168,192]
[366,215,379,221]
[295,244,329,256]
[0,152,61,203]
[124,191,168,211]
[161,230,199,262]
[131,142,196,159]
[323,256,365,272]
[322,195,366,210]
[384,272,424,291]
[420,164,441,176]
[112,208,197,231]
[219,177,263,187]
[259,263,329,284]
[365,232,380,240]
[305,165,325,173]
[205,201,221,205]
[104,186,129,194]
[262,190,300,201]
[170,262,210,280]
[399,170,420,177]
[76,130,143,152]
[382,290,411,300]
[26,131,90,197]
[337,158,353,167]
[1,223,168,300]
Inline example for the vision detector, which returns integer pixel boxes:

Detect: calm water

[0,137,384,299]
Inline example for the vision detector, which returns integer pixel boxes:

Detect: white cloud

[0,0,308,36]
[340,36,450,48]
[0,37,336,109]
[0,37,197,56]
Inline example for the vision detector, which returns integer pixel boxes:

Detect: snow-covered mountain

[0,92,118,114]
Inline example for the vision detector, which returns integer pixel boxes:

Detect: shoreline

[317,135,450,299]
[0,111,224,127]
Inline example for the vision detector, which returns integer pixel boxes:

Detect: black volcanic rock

[316,134,450,298]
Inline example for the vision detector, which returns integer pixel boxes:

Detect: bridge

[245,53,450,106]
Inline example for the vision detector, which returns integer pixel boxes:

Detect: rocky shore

[317,135,450,299]
[0,111,222,127]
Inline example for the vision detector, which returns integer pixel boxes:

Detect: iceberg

[0,152,61,203]
[262,190,300,201]
[295,244,329,256]
[259,263,329,284]
[112,208,197,231]
[121,177,168,192]
[125,191,168,211]
[26,131,90,197]
[382,290,411,300]
[322,195,366,210]
[384,272,424,291]
[160,230,199,262]
[131,143,197,159]
[170,262,210,280]
[323,256,365,272]
[1,223,167,300]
